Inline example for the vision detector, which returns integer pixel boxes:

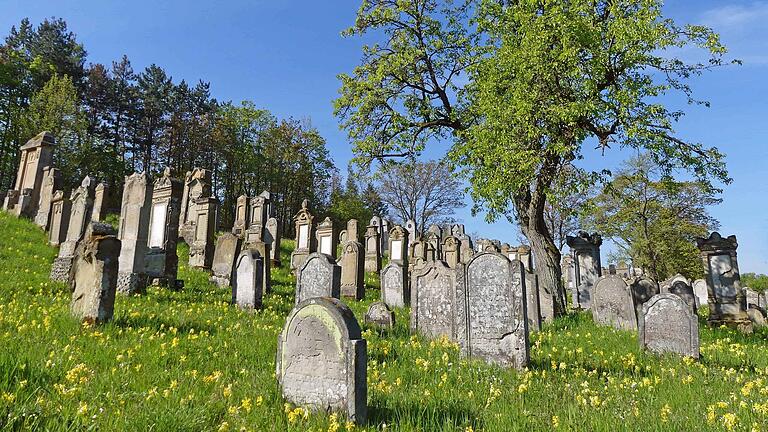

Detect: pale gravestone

[7,132,55,218]
[233,249,264,309]
[232,195,249,238]
[33,167,61,230]
[265,217,281,267]
[692,279,708,307]
[339,219,364,300]
[567,231,602,310]
[630,277,659,322]
[243,224,272,295]
[365,301,395,329]
[696,232,751,331]
[50,177,95,283]
[476,239,499,253]
[210,233,241,288]
[661,273,690,293]
[48,190,71,247]
[117,172,153,294]
[381,262,409,308]
[178,168,211,242]
[316,217,338,259]
[592,275,637,331]
[459,235,474,265]
[91,182,108,222]
[70,222,121,324]
[405,219,417,247]
[388,225,408,267]
[290,199,315,271]
[380,219,390,257]
[669,280,697,313]
[457,253,529,369]
[744,287,760,309]
[410,261,459,340]
[295,253,341,304]
[443,236,460,268]
[276,297,367,423]
[188,196,217,269]
[144,168,183,288]
[525,272,542,332]
[639,293,700,358]
[364,225,381,273]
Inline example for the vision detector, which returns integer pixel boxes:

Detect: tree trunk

[523,222,566,316]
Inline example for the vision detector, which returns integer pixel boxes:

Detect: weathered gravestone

[405,219,417,247]
[243,223,272,295]
[760,290,768,311]
[365,301,395,329]
[178,168,211,242]
[276,297,367,423]
[696,232,751,331]
[457,253,529,368]
[639,293,700,358]
[316,217,338,259]
[425,225,442,260]
[290,199,315,271]
[661,273,690,293]
[476,239,499,253]
[48,190,71,247]
[91,182,108,222]
[567,231,602,309]
[744,287,760,309]
[443,236,460,268]
[459,235,474,265]
[295,253,341,304]
[144,168,183,288]
[380,218,390,257]
[339,220,364,300]
[7,132,55,219]
[630,277,660,322]
[524,271,542,332]
[381,262,409,308]
[51,177,95,283]
[411,260,460,340]
[669,280,697,313]
[388,225,408,267]
[232,195,249,238]
[70,222,121,324]
[265,217,281,267]
[210,233,241,288]
[2,190,19,213]
[116,172,153,294]
[747,306,767,329]
[188,196,217,269]
[693,279,708,307]
[364,225,381,272]
[232,249,264,309]
[592,275,637,331]
[33,167,61,230]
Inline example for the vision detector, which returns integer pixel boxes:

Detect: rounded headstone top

[285,297,362,340]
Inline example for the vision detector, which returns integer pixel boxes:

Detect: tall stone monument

[188,196,218,269]
[50,177,95,283]
[232,195,250,237]
[48,190,71,247]
[316,217,338,259]
[70,222,121,324]
[339,219,364,300]
[388,225,409,267]
[33,167,62,230]
[566,231,602,309]
[243,223,271,295]
[91,182,108,222]
[144,168,183,288]
[364,225,381,273]
[6,131,55,218]
[116,172,153,294]
[290,199,315,271]
[265,217,281,267]
[178,168,211,242]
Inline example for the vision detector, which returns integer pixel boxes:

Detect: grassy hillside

[0,211,767,431]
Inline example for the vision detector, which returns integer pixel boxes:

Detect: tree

[337,0,732,316]
[581,154,721,281]
[742,274,768,291]
[375,160,465,232]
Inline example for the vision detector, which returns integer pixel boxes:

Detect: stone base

[708,317,753,334]
[50,256,74,283]
[364,257,380,273]
[117,271,147,295]
[341,283,365,301]
[148,277,185,290]
[210,274,231,288]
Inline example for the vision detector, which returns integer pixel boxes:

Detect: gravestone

[316,217,338,259]
[443,236,460,268]
[381,262,409,308]
[459,235,474,265]
[639,293,699,358]
[232,195,249,237]
[380,218,390,256]
[592,275,637,331]
[567,231,602,309]
[405,219,417,247]
[476,239,499,253]
[339,220,364,300]
[451,224,465,237]
[365,301,395,329]
[748,306,767,329]
[33,167,61,230]
[457,253,529,369]
[116,172,153,294]
[696,232,751,331]
[661,274,690,293]
[259,190,273,221]
[70,222,121,324]
[2,190,19,213]
[388,225,408,267]
[364,225,381,272]
[745,287,760,309]
[423,231,440,261]
[48,190,71,247]
[249,195,268,230]
[290,199,315,271]
[276,297,367,423]
[50,177,95,283]
[91,182,108,222]
[339,230,348,245]
[630,277,660,321]
[410,260,459,340]
[7,132,55,219]
[562,255,576,296]
[188,196,217,269]
[525,271,542,332]
[295,253,341,304]
[669,280,697,313]
[692,279,708,307]
[759,290,768,311]
[178,168,211,242]
[232,249,264,309]
[265,217,281,267]
[210,233,241,287]
[144,168,183,288]
[243,224,272,295]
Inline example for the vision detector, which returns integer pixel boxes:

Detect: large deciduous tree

[337,0,732,317]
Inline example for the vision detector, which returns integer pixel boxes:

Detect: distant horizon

[2,0,766,273]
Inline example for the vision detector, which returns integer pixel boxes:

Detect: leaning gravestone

[592,275,637,331]
[7,132,55,219]
[295,253,341,304]
[51,177,95,283]
[365,301,395,329]
[380,262,409,308]
[70,222,121,324]
[457,253,529,369]
[232,249,264,309]
[669,280,697,313]
[692,279,708,307]
[265,217,281,267]
[639,293,699,358]
[210,233,241,288]
[33,167,61,230]
[188,196,217,269]
[630,277,659,323]
[91,182,108,222]
[276,297,367,423]
[411,260,459,340]
[116,172,153,294]
[48,190,71,247]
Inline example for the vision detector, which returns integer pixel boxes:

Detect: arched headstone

[592,275,637,331]
[295,253,341,304]
[669,281,697,313]
[276,297,367,423]
[639,293,699,358]
[630,277,659,321]
[411,261,459,339]
[381,262,408,308]
[365,301,395,329]
[233,249,263,309]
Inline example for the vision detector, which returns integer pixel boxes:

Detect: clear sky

[2,1,766,273]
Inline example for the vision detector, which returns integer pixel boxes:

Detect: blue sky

[2,1,766,273]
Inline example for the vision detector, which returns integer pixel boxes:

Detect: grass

[0,210,768,431]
